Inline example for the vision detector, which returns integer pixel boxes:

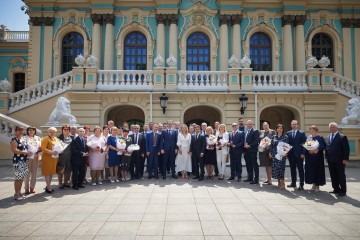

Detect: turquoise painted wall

[0,56,28,81]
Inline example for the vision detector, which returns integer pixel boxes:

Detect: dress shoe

[329,190,339,194]
[78,185,85,188]
[154,176,159,179]
[148,176,153,179]
[63,184,71,188]
[250,181,259,184]
[337,192,346,197]
[287,183,296,188]
[193,176,199,179]
[172,175,178,179]
[243,179,252,182]
[72,186,79,190]
[227,177,235,181]
[298,186,304,191]
[198,177,203,181]
[45,187,54,194]
[162,176,166,179]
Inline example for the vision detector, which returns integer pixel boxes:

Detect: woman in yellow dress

[41,127,60,193]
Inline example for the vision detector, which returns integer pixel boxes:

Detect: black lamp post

[239,94,248,115]
[159,93,168,114]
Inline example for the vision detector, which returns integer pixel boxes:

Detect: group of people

[10,117,350,200]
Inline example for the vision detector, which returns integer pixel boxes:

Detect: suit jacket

[229,130,244,152]
[71,136,89,165]
[244,128,260,153]
[286,130,306,158]
[325,132,350,163]
[190,133,206,157]
[160,129,178,151]
[129,133,146,155]
[145,132,161,154]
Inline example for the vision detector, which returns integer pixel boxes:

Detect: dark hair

[15,125,25,131]
[62,125,70,132]
[83,125,90,130]
[276,124,284,135]
[26,126,37,135]
[123,128,129,133]
[103,125,108,130]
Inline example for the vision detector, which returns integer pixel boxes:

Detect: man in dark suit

[325,122,350,197]
[160,120,178,179]
[71,128,89,190]
[129,124,146,179]
[139,124,149,177]
[286,120,307,190]
[145,123,161,179]
[190,125,206,181]
[228,123,245,182]
[243,120,260,184]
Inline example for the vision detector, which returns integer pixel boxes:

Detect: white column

[231,14,242,60]
[91,14,102,68]
[169,14,178,62]
[156,14,166,60]
[219,15,230,71]
[104,14,114,70]
[282,15,294,71]
[342,19,352,79]
[355,23,360,82]
[294,15,306,71]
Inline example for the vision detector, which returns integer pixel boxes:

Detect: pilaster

[84,67,98,89]
[91,14,103,67]
[341,18,353,79]
[156,14,166,61]
[354,19,360,82]
[231,14,242,60]
[169,14,178,61]
[0,92,9,114]
[104,14,115,70]
[228,68,240,90]
[240,68,253,90]
[282,15,295,71]
[307,68,321,90]
[166,68,178,90]
[72,67,85,89]
[294,15,306,71]
[153,68,165,90]
[321,69,334,91]
[219,15,230,71]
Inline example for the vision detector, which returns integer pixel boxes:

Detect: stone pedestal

[240,68,253,90]
[321,68,334,91]
[84,67,98,89]
[166,68,177,90]
[72,67,85,89]
[338,126,360,161]
[307,68,321,91]
[0,92,9,114]
[228,68,241,90]
[153,68,165,90]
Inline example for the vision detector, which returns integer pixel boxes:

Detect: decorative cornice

[354,19,360,28]
[219,14,230,26]
[103,14,115,25]
[169,14,178,25]
[156,14,166,25]
[341,18,352,28]
[231,14,242,26]
[294,15,306,26]
[91,14,103,25]
[29,17,54,26]
[281,15,295,27]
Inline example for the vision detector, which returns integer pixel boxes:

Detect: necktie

[135,134,138,144]
[292,131,295,138]
[233,131,236,137]
[330,133,335,143]
[153,133,157,146]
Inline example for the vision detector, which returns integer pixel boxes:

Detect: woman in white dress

[215,124,229,180]
[175,124,192,179]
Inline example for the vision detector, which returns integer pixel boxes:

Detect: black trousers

[230,150,242,178]
[72,163,85,187]
[244,151,259,181]
[130,151,143,178]
[328,161,347,193]
[289,156,304,186]
[193,154,205,177]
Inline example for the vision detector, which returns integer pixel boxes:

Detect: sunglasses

[232,125,237,127]
[63,129,70,131]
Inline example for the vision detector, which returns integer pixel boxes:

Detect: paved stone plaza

[0,163,360,240]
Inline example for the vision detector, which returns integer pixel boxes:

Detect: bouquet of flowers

[116,139,126,155]
[206,134,217,150]
[275,142,292,160]
[302,140,319,151]
[27,140,40,160]
[87,139,101,149]
[127,144,140,153]
[258,136,271,152]
[52,141,67,158]
[216,138,228,150]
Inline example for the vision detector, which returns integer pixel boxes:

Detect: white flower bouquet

[275,142,292,160]
[116,139,126,155]
[206,134,217,150]
[52,141,67,158]
[127,144,140,153]
[302,140,319,151]
[27,142,39,160]
[216,138,228,149]
[87,139,101,149]
[258,136,271,152]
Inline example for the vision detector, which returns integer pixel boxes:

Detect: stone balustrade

[177,71,228,91]
[333,73,360,98]
[0,30,29,42]
[97,70,154,90]
[252,71,308,91]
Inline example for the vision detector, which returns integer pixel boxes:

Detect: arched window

[186,32,210,71]
[124,32,147,70]
[62,32,84,73]
[250,32,272,71]
[13,73,25,92]
[312,33,333,69]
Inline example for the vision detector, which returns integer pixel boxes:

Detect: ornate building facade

[0,0,360,158]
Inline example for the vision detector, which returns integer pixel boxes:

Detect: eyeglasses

[232,125,237,127]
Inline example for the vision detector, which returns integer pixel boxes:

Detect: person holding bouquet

[41,127,60,193]
[215,124,229,180]
[57,125,73,189]
[107,126,122,183]
[269,124,289,190]
[204,126,217,179]
[175,124,192,179]
[258,122,275,185]
[87,126,107,185]
[120,129,133,181]
[24,126,41,194]
[304,125,326,191]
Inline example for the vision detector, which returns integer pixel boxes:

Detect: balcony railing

[0,31,29,42]
[252,71,307,91]
[177,71,228,91]
[97,70,154,90]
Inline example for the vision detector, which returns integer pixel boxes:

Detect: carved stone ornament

[86,55,98,67]
[154,54,165,68]
[166,54,177,68]
[228,55,240,68]
[47,97,78,126]
[75,53,86,67]
[318,55,330,69]
[0,78,11,92]
[306,55,318,69]
[341,98,360,126]
[240,55,251,68]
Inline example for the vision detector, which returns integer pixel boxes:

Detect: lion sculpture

[341,98,360,126]
[47,97,77,125]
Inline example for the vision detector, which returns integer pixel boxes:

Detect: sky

[0,0,29,31]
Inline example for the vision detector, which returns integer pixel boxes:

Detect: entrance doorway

[260,106,297,132]
[183,106,221,127]
[107,105,145,129]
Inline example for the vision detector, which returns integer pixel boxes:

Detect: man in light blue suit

[146,123,161,179]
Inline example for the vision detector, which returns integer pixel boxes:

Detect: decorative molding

[90,14,103,25]
[29,17,55,26]
[305,11,341,41]
[155,14,166,25]
[9,57,27,70]
[219,14,231,26]
[104,14,115,25]
[294,15,306,26]
[169,14,178,25]
[354,19,360,28]
[243,10,279,41]
[341,18,352,28]
[281,15,295,27]
[231,14,242,26]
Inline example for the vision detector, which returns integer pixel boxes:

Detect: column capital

[156,14,166,25]
[168,14,178,25]
[231,14,242,26]
[294,15,306,26]
[341,18,352,28]
[29,17,55,26]
[354,19,360,28]
[281,15,295,27]
[219,14,231,26]
[91,14,103,25]
[104,14,115,25]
